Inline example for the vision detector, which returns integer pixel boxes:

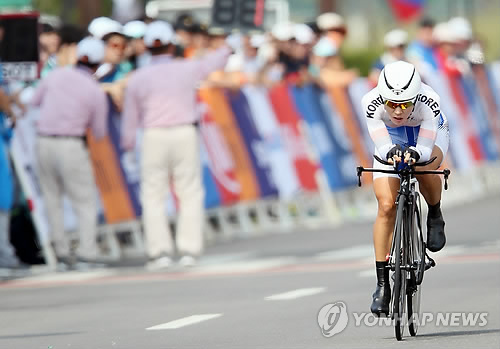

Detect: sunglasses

[385,100,414,110]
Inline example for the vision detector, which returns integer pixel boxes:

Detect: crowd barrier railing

[10,64,500,267]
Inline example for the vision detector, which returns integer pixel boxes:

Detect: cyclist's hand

[404,146,421,165]
[387,144,403,164]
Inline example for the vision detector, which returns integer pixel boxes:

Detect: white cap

[88,17,113,38]
[225,53,244,72]
[316,12,345,31]
[250,33,268,48]
[88,17,123,40]
[257,42,277,62]
[384,29,408,48]
[313,36,337,57]
[144,20,175,48]
[294,23,315,45]
[271,22,294,41]
[77,37,105,64]
[123,20,147,39]
[448,17,473,41]
[432,22,459,44]
[226,32,244,52]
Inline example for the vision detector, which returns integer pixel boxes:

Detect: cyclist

[361,61,449,316]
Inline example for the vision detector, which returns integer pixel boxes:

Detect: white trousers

[36,137,98,259]
[141,126,204,258]
[0,210,19,264]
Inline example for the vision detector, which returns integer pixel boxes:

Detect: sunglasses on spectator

[330,28,347,36]
[385,100,414,110]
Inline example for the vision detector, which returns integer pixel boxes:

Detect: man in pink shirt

[121,20,231,269]
[32,37,108,267]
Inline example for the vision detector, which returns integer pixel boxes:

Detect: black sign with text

[211,0,266,33]
[0,13,39,81]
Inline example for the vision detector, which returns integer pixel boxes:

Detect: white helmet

[378,61,421,102]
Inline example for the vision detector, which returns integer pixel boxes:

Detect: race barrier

[9,62,500,267]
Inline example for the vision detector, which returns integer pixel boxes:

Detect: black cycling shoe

[371,284,391,317]
[427,210,446,252]
[371,261,391,317]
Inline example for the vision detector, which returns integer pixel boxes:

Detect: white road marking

[146,314,222,330]
[265,287,326,301]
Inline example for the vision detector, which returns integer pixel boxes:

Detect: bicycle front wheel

[408,192,424,336]
[391,195,408,341]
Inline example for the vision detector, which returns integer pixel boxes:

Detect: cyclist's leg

[373,176,400,260]
[416,142,448,253]
[415,115,449,252]
[371,170,400,316]
[415,145,443,205]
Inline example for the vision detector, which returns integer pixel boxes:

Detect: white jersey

[361,83,445,162]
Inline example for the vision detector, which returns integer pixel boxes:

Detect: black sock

[375,261,389,287]
[428,201,442,218]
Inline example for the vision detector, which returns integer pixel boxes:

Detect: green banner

[0,0,32,10]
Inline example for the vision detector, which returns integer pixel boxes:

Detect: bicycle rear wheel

[408,193,424,336]
[391,195,407,341]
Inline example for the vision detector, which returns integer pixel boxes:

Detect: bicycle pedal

[424,257,436,270]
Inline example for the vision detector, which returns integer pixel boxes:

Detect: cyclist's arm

[362,92,393,160]
[413,92,440,162]
[413,116,438,162]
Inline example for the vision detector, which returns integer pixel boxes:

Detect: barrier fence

[9,63,500,267]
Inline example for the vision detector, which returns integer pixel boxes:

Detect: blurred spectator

[245,34,267,74]
[316,12,347,51]
[39,23,61,67]
[257,41,285,87]
[98,21,132,82]
[89,18,133,110]
[311,36,357,87]
[406,18,438,77]
[174,13,196,58]
[202,28,241,88]
[270,22,311,82]
[432,21,468,76]
[448,17,473,56]
[120,21,231,269]
[207,26,228,51]
[368,29,408,84]
[123,20,149,69]
[41,24,86,78]
[0,89,24,269]
[448,17,485,65]
[31,38,108,266]
[315,12,357,86]
[223,33,269,87]
[188,23,211,58]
